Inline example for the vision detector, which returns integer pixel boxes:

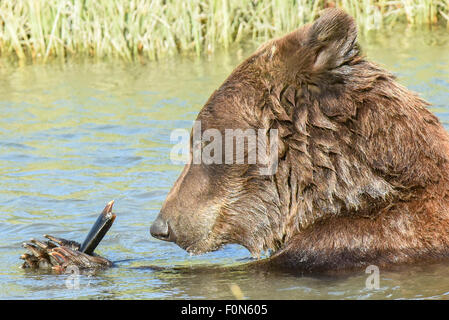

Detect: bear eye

[201,139,211,149]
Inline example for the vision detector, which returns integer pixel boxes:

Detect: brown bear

[19,8,449,274]
[150,8,449,273]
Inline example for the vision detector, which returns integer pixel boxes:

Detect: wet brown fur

[155,8,449,273]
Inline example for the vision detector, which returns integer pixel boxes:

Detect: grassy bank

[0,0,448,62]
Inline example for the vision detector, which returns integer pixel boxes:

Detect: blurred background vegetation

[0,0,448,63]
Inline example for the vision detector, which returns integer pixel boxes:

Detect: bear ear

[306,8,359,72]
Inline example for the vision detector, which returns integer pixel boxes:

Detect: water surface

[1,26,449,299]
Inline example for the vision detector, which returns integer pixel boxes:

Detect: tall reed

[0,0,448,62]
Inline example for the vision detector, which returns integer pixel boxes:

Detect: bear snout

[150,216,175,242]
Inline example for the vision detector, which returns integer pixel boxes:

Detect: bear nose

[150,217,172,241]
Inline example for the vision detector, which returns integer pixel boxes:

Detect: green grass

[0,0,448,62]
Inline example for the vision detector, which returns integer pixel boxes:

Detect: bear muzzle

[150,216,176,242]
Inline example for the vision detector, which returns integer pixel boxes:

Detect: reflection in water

[0,26,448,299]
